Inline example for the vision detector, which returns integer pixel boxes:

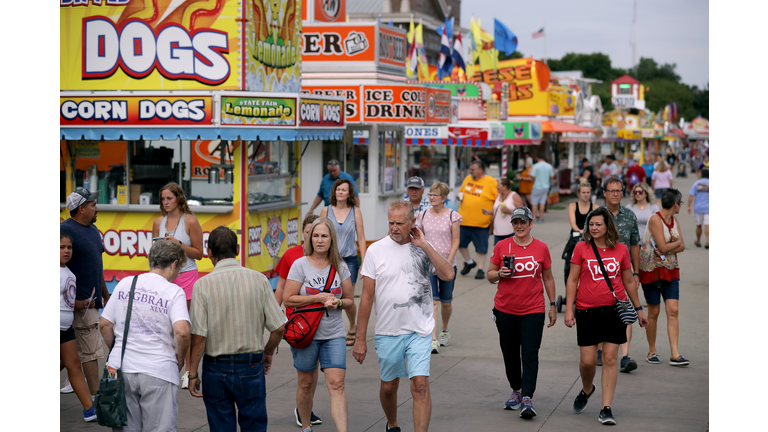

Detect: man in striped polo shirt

[187,226,284,432]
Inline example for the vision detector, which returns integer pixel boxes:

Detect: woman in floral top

[639,188,689,367]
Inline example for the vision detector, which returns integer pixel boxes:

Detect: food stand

[60,1,346,287]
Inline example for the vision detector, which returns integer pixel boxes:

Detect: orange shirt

[458,174,498,227]
[518,167,534,194]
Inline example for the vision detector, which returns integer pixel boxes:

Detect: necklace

[165,213,181,237]
[513,236,533,249]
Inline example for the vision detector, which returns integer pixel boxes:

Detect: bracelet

[339,299,343,308]
[632,272,640,277]
[635,305,643,311]
[188,374,199,380]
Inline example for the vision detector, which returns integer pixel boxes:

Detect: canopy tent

[541,120,596,134]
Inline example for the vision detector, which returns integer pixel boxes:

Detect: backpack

[283,266,335,349]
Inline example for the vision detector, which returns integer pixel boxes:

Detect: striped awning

[60,127,344,141]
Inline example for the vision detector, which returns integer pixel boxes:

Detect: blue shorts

[494,234,512,245]
[430,266,457,302]
[374,333,431,382]
[291,337,346,372]
[642,279,680,305]
[654,188,666,199]
[459,225,490,254]
[343,255,359,285]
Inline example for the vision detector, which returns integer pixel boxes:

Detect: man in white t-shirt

[353,200,455,432]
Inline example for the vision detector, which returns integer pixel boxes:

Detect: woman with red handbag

[284,218,355,432]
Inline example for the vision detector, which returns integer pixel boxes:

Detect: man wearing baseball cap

[404,176,431,214]
[60,189,111,398]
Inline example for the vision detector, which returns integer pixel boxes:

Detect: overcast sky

[461,0,709,88]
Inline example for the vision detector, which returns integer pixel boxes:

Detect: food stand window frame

[378,129,404,195]
[247,140,300,212]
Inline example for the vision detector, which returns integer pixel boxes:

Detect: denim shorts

[430,266,457,302]
[494,234,512,245]
[654,188,666,199]
[642,279,680,305]
[343,255,359,285]
[374,333,431,382]
[459,225,490,254]
[291,336,346,372]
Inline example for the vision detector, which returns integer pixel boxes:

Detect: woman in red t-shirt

[564,207,648,425]
[486,206,557,420]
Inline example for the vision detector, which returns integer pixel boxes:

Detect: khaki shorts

[694,213,709,226]
[73,308,104,362]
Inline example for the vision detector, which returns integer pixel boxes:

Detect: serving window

[379,130,403,194]
[247,140,297,208]
[407,145,449,187]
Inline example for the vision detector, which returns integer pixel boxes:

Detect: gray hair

[388,199,414,220]
[148,240,187,270]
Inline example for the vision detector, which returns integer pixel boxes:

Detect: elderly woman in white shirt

[99,240,191,432]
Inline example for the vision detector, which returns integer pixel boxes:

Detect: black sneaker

[385,424,402,432]
[475,269,485,280]
[295,408,322,427]
[460,261,477,275]
[573,384,595,413]
[619,356,637,373]
[598,406,616,425]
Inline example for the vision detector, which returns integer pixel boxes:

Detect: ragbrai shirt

[60,218,106,308]
[318,171,358,206]
[360,236,435,338]
[571,241,631,309]
[531,161,554,190]
[490,238,552,315]
[601,204,640,248]
[458,174,498,227]
[190,259,284,357]
[689,179,709,214]
[101,273,189,386]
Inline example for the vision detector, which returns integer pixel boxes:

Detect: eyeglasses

[633,190,645,195]
[605,190,623,195]
[428,194,443,198]
[327,160,340,166]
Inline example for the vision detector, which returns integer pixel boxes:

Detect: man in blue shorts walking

[353,200,455,432]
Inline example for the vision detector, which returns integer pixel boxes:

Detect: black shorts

[575,305,627,347]
[60,327,76,345]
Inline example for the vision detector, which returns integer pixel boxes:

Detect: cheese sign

[60,96,213,126]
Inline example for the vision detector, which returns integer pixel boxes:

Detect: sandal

[705,243,709,249]
[694,241,701,247]
[345,331,356,346]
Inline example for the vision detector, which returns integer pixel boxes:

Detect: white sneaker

[439,330,450,346]
[60,378,74,394]
[181,371,189,389]
[431,340,439,354]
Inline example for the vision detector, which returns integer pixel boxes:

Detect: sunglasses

[633,190,645,195]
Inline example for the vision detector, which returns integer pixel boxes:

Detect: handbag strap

[589,241,618,301]
[323,265,337,293]
[120,275,139,365]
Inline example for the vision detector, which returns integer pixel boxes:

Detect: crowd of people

[60,148,707,430]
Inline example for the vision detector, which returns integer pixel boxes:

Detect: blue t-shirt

[641,163,655,178]
[60,218,105,308]
[530,161,554,190]
[688,179,709,214]
[318,171,358,206]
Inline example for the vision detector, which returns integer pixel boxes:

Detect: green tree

[691,83,709,119]
[643,79,695,121]
[634,57,681,83]
[498,50,525,61]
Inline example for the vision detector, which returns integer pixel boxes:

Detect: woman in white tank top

[151,182,203,388]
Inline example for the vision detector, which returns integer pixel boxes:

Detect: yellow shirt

[458,174,498,227]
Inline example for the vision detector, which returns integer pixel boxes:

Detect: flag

[532,28,545,39]
[476,20,497,72]
[672,102,678,120]
[415,23,429,80]
[494,19,517,55]
[467,17,479,79]
[406,17,417,79]
[438,26,453,80]
[452,32,466,75]
[388,19,393,26]
[436,17,454,41]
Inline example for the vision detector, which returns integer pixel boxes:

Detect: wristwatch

[635,305,643,311]
[632,272,640,277]
[550,302,556,307]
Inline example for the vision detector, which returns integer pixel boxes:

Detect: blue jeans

[202,353,267,432]
[343,255,359,284]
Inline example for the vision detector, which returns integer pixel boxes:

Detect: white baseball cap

[66,189,99,211]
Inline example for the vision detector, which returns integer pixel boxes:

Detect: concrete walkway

[61,174,708,431]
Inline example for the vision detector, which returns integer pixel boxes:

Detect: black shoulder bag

[589,242,638,325]
[95,275,138,427]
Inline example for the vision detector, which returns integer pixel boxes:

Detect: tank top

[574,202,593,231]
[328,206,357,258]
[159,214,198,273]
[639,212,680,283]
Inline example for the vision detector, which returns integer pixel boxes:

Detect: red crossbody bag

[283,266,336,349]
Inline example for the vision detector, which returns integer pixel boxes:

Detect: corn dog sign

[60,0,242,90]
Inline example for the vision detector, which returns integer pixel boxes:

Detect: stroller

[677,162,688,178]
